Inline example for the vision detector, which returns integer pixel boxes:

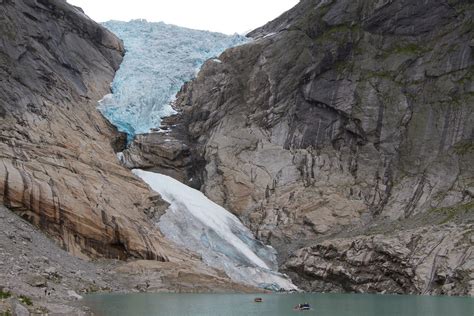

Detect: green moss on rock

[429,201,474,224]
[454,141,474,155]
[0,289,11,299]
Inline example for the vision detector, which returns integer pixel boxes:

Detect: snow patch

[132,169,297,291]
[263,32,277,38]
[116,152,124,163]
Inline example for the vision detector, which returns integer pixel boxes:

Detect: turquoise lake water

[84,293,474,316]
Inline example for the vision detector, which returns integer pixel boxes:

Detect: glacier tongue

[100,19,294,290]
[99,20,247,137]
[133,169,297,291]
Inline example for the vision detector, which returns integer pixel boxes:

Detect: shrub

[18,295,33,306]
[0,289,11,299]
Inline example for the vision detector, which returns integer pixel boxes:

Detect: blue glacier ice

[99,20,248,137]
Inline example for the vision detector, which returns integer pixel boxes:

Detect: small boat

[254,297,263,303]
[294,303,311,311]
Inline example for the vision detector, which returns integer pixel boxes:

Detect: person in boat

[294,303,311,310]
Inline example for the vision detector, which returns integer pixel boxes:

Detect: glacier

[99,20,247,137]
[132,170,297,291]
[99,19,294,291]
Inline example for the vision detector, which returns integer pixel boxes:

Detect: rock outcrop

[285,206,473,295]
[170,0,473,294]
[0,0,188,262]
[120,115,195,184]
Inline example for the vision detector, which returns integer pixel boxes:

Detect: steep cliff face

[0,0,185,261]
[174,0,473,294]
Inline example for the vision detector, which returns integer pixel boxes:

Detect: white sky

[67,0,299,34]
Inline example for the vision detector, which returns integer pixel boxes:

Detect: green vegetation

[18,295,33,306]
[429,201,474,224]
[461,20,474,33]
[450,2,474,15]
[293,3,332,33]
[324,24,351,36]
[33,306,49,314]
[363,70,396,80]
[1,310,12,316]
[454,141,474,155]
[455,68,474,85]
[0,289,11,299]
[361,200,473,237]
[333,60,355,74]
[0,17,16,41]
[392,43,429,55]
[316,24,360,45]
[378,42,431,60]
[0,52,11,68]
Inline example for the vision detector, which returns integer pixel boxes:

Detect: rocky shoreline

[0,205,261,315]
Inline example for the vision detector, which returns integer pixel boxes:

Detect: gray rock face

[13,301,29,316]
[172,0,473,294]
[121,115,195,184]
[285,214,473,295]
[0,1,269,302]
[0,0,191,262]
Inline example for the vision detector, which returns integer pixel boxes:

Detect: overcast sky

[67,0,299,34]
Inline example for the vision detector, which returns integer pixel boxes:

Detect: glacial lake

[84,293,474,316]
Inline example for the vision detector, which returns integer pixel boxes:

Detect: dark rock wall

[174,0,473,295]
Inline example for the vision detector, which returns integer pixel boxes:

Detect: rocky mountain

[159,0,473,295]
[0,0,256,302]
[0,0,177,261]
[1,0,472,306]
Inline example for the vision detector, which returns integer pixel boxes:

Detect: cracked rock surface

[0,0,261,303]
[0,0,183,261]
[168,0,474,294]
